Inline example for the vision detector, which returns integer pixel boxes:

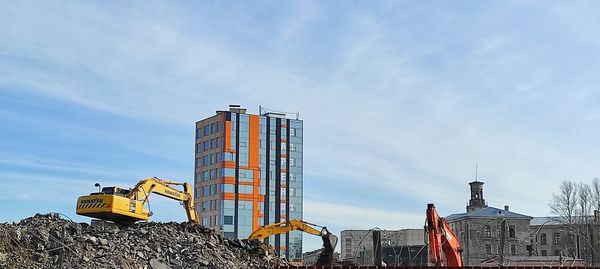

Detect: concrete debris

[0,213,286,269]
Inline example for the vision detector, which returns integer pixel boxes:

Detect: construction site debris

[0,213,286,269]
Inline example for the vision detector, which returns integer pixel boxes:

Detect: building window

[510,245,516,255]
[555,250,561,256]
[224,215,233,225]
[484,225,491,237]
[239,185,253,194]
[509,226,516,238]
[211,123,217,134]
[540,233,547,245]
[204,126,210,136]
[224,184,234,192]
[554,233,560,244]
[204,141,209,151]
[224,168,235,177]
[485,244,492,255]
[541,250,547,256]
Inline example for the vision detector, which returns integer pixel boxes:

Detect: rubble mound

[0,213,286,269]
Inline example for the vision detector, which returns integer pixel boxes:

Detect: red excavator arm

[426,203,463,267]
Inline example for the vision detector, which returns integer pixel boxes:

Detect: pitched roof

[530,216,563,226]
[446,206,532,221]
[530,216,599,226]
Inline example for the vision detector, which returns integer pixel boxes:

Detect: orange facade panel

[249,114,261,231]
[224,176,235,184]
[248,115,260,168]
[225,120,231,151]
[223,192,258,201]
[224,161,236,168]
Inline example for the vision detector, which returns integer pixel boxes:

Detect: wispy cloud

[304,200,423,230]
[2,1,600,251]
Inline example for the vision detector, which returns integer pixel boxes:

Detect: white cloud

[304,200,423,230]
[2,1,600,248]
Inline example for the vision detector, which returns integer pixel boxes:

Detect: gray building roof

[530,216,563,226]
[446,206,532,221]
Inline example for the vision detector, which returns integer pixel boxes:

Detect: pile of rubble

[0,213,286,269]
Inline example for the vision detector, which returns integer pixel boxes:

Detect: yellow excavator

[249,219,338,266]
[76,177,198,225]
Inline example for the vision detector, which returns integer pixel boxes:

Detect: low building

[531,217,600,266]
[340,229,424,265]
[446,180,533,266]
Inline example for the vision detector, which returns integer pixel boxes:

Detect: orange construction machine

[426,203,463,267]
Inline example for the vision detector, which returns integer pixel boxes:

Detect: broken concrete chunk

[98,238,108,245]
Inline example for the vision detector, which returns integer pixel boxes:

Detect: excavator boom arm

[248,219,338,266]
[128,178,198,224]
[426,203,463,267]
[248,219,323,240]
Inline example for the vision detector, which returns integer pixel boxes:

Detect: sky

[2,1,600,252]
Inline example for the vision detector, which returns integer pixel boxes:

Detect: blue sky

[2,1,600,251]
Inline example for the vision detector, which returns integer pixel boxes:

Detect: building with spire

[446,179,532,266]
[467,180,487,212]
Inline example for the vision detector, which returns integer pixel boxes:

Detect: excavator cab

[98,187,129,196]
[76,185,150,224]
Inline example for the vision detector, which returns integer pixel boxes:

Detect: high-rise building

[194,105,303,260]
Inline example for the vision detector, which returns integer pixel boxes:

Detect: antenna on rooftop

[475,163,478,182]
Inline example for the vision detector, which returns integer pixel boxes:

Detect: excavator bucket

[322,233,338,251]
[315,234,338,266]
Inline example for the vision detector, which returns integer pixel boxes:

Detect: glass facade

[194,109,303,260]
